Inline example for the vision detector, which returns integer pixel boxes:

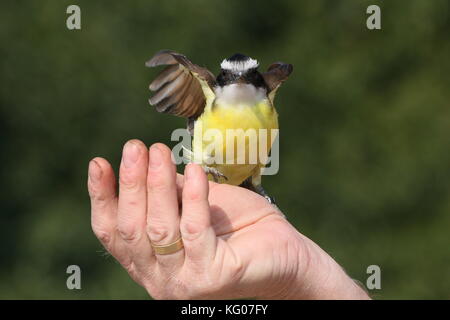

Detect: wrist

[285,233,370,300]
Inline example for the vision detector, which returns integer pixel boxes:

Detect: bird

[145,50,293,203]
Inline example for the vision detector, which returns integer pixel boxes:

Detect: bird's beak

[235,73,246,84]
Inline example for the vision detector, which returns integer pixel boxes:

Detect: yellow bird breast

[192,84,278,186]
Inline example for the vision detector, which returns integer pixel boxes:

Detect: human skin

[87,140,370,299]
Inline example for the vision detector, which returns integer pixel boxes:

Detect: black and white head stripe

[220,53,259,72]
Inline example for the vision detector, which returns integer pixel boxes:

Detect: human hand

[87,140,370,299]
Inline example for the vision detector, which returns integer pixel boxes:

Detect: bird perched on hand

[146,50,292,203]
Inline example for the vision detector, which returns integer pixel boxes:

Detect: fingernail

[88,160,102,182]
[185,163,195,180]
[122,141,140,168]
[149,144,162,168]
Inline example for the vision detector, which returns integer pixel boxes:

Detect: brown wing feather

[146,50,216,119]
[262,62,293,93]
[155,75,192,114]
[149,65,183,91]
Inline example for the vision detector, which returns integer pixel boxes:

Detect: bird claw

[203,166,228,182]
[264,195,276,205]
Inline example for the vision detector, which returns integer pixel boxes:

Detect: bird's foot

[263,194,277,205]
[203,166,228,182]
[254,184,279,208]
[240,178,278,206]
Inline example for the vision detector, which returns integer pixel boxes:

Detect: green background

[1,0,449,299]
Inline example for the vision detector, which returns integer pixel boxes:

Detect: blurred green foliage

[0,0,449,299]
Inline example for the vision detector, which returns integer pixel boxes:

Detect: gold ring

[151,237,184,255]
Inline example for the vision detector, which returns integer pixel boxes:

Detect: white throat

[214,84,267,107]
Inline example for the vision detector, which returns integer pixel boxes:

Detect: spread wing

[146,50,216,119]
[262,62,293,102]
